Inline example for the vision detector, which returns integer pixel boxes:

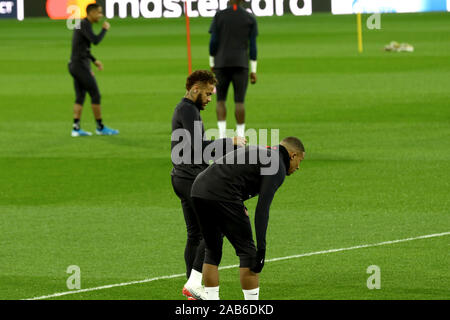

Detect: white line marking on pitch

[24,231,450,300]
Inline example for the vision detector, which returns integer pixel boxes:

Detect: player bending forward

[191,137,305,300]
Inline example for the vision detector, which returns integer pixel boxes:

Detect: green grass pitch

[0,12,449,300]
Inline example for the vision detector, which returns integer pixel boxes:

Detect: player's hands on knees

[251,249,266,273]
[102,21,110,30]
[250,72,257,84]
[233,136,247,147]
[94,60,104,71]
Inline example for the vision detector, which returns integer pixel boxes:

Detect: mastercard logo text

[46,0,96,20]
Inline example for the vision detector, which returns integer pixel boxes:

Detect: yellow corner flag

[357,13,363,53]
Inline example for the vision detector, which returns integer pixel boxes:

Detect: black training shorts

[192,197,257,268]
[68,61,101,105]
[214,67,249,103]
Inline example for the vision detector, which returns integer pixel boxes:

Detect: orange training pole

[184,2,193,75]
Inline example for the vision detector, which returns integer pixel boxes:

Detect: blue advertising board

[0,0,24,20]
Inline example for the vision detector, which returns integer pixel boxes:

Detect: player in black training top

[171,70,246,300]
[191,137,305,300]
[209,0,258,139]
[69,3,118,137]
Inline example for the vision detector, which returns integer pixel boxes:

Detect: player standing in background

[209,0,258,139]
[171,70,246,300]
[69,3,119,137]
[191,137,305,300]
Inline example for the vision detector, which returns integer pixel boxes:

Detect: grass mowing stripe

[23,231,450,300]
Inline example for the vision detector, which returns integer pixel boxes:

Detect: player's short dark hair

[186,70,217,91]
[86,3,101,14]
[281,137,305,153]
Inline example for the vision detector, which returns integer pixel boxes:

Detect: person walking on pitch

[68,3,118,137]
[209,0,258,139]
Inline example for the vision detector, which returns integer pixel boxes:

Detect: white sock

[218,121,226,139]
[205,286,220,300]
[243,288,259,300]
[185,269,202,288]
[236,123,245,137]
